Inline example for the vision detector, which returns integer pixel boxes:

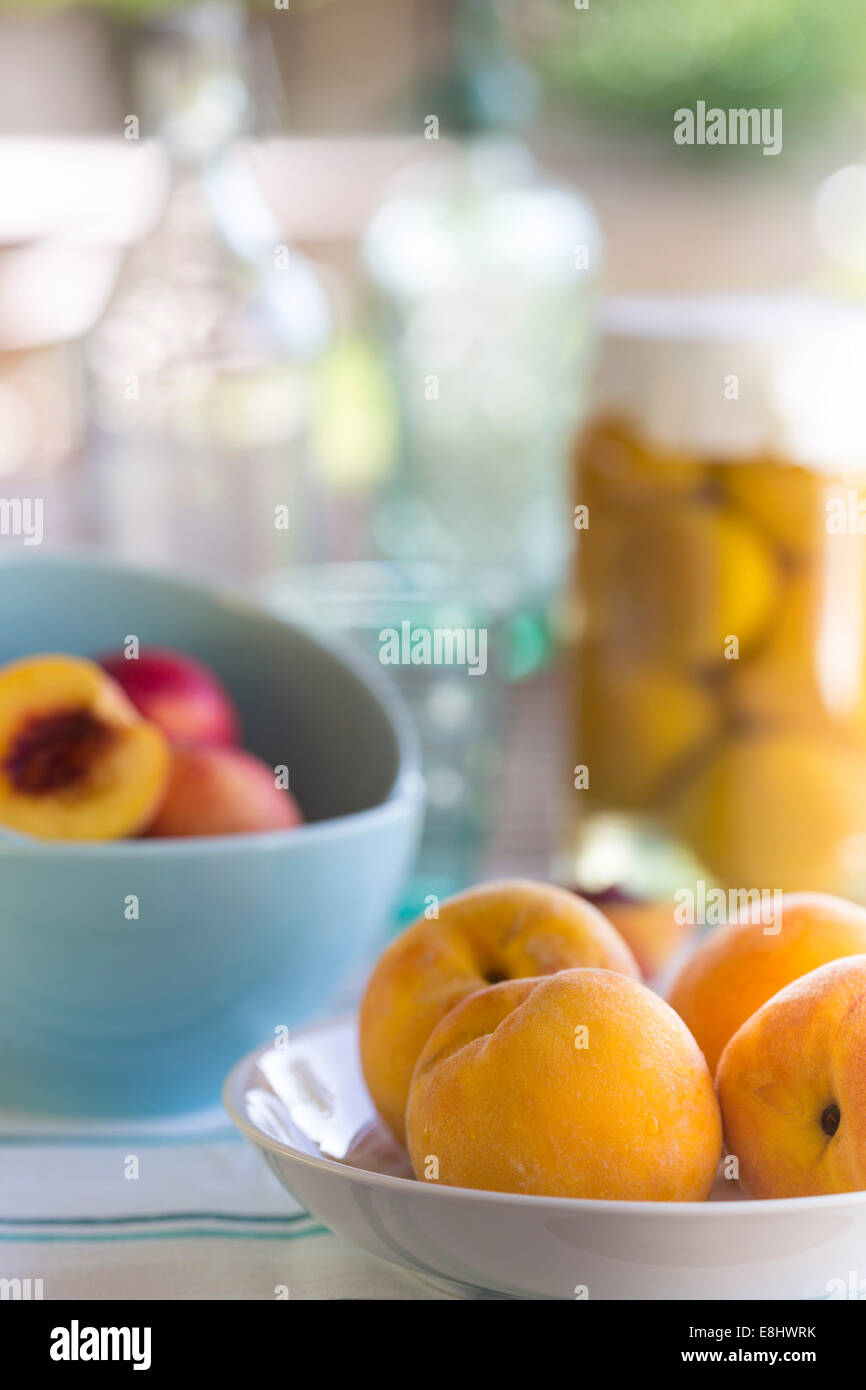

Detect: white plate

[223,1016,866,1300]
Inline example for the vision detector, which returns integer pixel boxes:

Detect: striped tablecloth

[0,1109,465,1301]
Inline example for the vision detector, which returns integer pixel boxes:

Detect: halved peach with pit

[0,654,171,840]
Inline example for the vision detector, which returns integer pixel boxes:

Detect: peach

[147,745,303,838]
[577,656,715,811]
[577,415,704,504]
[575,424,705,648]
[721,456,827,561]
[359,880,639,1143]
[611,500,778,667]
[406,969,722,1200]
[725,574,829,729]
[668,892,866,1075]
[717,956,866,1198]
[0,653,170,840]
[99,647,239,747]
[669,732,866,892]
[592,893,696,980]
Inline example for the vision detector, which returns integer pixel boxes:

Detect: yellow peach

[576,415,703,505]
[575,420,706,646]
[577,656,715,811]
[0,654,170,841]
[717,956,866,1197]
[359,880,639,1142]
[612,501,778,668]
[668,892,866,1075]
[721,457,828,562]
[597,897,697,980]
[406,969,722,1200]
[726,574,828,728]
[669,732,866,892]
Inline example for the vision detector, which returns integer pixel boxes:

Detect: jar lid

[593,294,866,471]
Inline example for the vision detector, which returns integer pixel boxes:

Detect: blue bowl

[0,553,423,1117]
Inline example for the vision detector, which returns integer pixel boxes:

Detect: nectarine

[99,647,239,747]
[717,956,866,1198]
[360,880,639,1142]
[407,969,722,1200]
[0,654,170,840]
[147,745,303,837]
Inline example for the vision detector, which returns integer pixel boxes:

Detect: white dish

[223,1016,866,1300]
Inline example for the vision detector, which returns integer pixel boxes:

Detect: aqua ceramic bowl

[0,553,423,1117]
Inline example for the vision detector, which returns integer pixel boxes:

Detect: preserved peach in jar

[567,297,866,903]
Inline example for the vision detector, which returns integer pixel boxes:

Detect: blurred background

[2,0,866,911]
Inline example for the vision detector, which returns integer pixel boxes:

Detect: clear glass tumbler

[262,561,513,921]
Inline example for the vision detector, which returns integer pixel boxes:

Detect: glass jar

[566,296,866,902]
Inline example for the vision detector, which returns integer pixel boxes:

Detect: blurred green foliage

[513,0,866,135]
